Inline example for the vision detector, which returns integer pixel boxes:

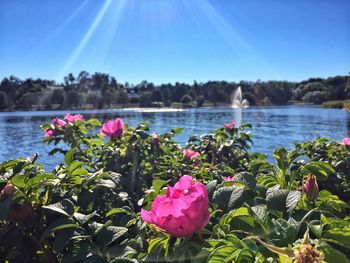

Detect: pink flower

[224,120,235,130]
[141,175,210,237]
[100,118,124,138]
[52,117,66,127]
[64,113,84,123]
[341,138,350,146]
[223,176,236,182]
[44,129,55,138]
[152,132,159,146]
[183,149,200,160]
[303,174,319,201]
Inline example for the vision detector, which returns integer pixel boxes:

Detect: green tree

[66,90,82,108]
[180,94,193,106]
[0,91,9,109]
[50,89,66,106]
[151,89,163,102]
[196,95,205,107]
[139,92,152,107]
[115,89,129,106]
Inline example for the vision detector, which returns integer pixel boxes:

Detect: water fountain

[232,86,249,108]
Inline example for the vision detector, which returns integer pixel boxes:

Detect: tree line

[0,71,349,110]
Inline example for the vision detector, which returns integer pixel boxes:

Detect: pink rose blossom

[183,149,200,160]
[100,118,124,138]
[44,129,55,138]
[223,176,236,182]
[52,117,66,127]
[224,120,235,130]
[152,132,159,146]
[341,138,350,146]
[141,175,210,237]
[64,113,84,123]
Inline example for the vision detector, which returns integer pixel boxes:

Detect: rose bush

[0,116,349,262]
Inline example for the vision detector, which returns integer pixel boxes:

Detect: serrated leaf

[267,187,289,211]
[286,190,301,214]
[228,186,245,210]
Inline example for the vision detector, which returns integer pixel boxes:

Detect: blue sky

[0,0,349,84]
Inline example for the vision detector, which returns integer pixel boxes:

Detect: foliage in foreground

[0,115,350,262]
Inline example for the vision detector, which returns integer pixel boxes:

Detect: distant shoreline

[0,102,334,113]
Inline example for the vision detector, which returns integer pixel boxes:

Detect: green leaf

[86,119,101,127]
[234,248,255,263]
[62,240,95,262]
[228,186,245,210]
[147,236,168,254]
[40,218,81,242]
[74,212,96,225]
[95,226,128,247]
[10,173,26,188]
[152,179,167,194]
[71,168,88,176]
[286,190,301,214]
[68,160,84,174]
[235,172,256,189]
[308,220,323,238]
[109,258,138,263]
[79,125,89,134]
[251,205,268,223]
[273,147,289,174]
[206,180,218,199]
[317,190,350,213]
[65,148,76,165]
[213,186,235,212]
[208,245,238,263]
[301,161,334,181]
[42,199,75,217]
[316,240,350,262]
[106,208,135,218]
[88,138,104,146]
[323,228,350,247]
[266,187,289,211]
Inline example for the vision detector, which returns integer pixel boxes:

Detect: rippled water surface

[0,106,349,169]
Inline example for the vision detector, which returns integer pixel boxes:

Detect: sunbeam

[184,0,281,78]
[43,0,89,44]
[58,0,113,79]
[93,0,127,64]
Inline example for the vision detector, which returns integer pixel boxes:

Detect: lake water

[0,106,349,169]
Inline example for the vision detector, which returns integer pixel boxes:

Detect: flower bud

[152,132,159,146]
[303,174,319,201]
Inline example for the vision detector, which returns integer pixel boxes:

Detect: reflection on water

[0,106,349,169]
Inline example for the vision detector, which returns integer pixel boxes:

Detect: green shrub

[0,116,349,262]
